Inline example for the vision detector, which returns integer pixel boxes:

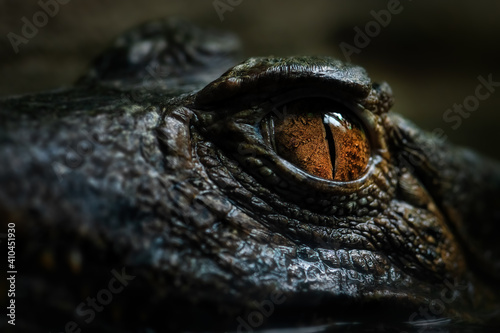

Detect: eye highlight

[262,99,370,182]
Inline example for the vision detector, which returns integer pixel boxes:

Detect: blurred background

[0,0,499,159]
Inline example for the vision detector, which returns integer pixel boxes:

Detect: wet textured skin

[1,19,500,332]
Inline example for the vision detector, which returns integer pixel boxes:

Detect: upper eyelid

[193,56,373,111]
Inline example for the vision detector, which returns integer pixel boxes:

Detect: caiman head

[0,19,499,332]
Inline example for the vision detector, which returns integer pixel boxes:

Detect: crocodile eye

[262,99,370,182]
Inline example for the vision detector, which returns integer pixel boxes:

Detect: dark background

[1,0,499,159]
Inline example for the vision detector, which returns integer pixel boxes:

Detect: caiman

[0,18,499,332]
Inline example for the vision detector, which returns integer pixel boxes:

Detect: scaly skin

[0,19,499,332]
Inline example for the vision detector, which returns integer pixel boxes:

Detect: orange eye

[266,99,370,182]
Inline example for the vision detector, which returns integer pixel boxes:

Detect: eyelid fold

[193,56,373,110]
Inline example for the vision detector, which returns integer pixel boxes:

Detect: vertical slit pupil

[323,115,337,175]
